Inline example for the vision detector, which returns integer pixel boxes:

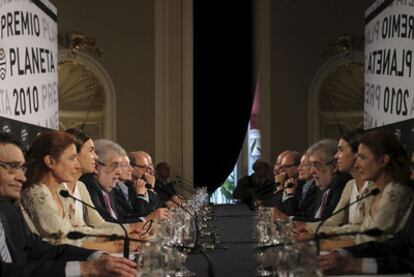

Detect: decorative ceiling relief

[310,35,364,141]
[57,32,114,139]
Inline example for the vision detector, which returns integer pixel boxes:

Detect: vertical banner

[0,0,58,129]
[364,0,414,128]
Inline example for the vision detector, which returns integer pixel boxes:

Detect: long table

[186,204,256,276]
[185,204,413,277]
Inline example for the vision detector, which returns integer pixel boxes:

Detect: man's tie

[102,192,118,219]
[315,190,329,219]
[0,220,12,263]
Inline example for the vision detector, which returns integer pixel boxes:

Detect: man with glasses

[293,139,351,223]
[81,139,145,224]
[273,150,289,177]
[272,153,320,219]
[0,132,137,276]
[128,151,170,220]
[271,151,300,210]
[113,155,135,213]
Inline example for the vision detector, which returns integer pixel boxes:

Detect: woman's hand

[318,251,362,275]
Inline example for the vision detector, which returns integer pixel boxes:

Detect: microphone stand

[314,188,380,254]
[175,175,197,194]
[155,184,200,248]
[256,228,383,251]
[67,231,146,243]
[156,181,185,201]
[155,183,216,277]
[59,190,130,259]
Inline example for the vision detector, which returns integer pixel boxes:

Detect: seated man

[154,162,182,206]
[80,139,145,223]
[233,160,274,209]
[276,139,351,223]
[113,155,136,214]
[273,153,319,218]
[270,150,301,210]
[128,151,170,218]
[0,132,136,277]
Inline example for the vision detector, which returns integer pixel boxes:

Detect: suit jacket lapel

[0,205,22,262]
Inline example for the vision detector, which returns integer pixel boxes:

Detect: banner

[364,0,414,128]
[0,0,58,129]
[0,115,49,151]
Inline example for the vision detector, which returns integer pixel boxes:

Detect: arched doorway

[309,36,364,142]
[58,48,116,139]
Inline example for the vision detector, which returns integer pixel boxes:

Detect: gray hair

[306,138,337,163]
[94,139,126,163]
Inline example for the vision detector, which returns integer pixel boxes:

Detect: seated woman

[295,129,414,250]
[64,128,145,236]
[20,131,140,252]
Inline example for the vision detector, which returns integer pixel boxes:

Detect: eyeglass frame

[96,160,121,171]
[0,160,27,174]
[130,163,152,170]
[298,162,312,169]
[142,219,154,235]
[280,163,299,170]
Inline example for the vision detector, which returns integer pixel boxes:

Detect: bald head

[274,150,292,176]
[128,151,154,179]
[279,151,300,178]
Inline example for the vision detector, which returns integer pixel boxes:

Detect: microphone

[175,175,197,193]
[314,187,380,253]
[63,191,215,276]
[256,179,296,198]
[315,228,383,240]
[59,189,130,259]
[315,188,380,234]
[139,175,154,189]
[285,182,295,189]
[256,228,384,250]
[168,201,215,277]
[157,182,185,200]
[158,184,200,248]
[67,231,147,243]
[254,181,278,197]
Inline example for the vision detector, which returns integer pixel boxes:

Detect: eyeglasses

[131,163,152,170]
[96,160,121,171]
[142,219,153,235]
[119,162,131,169]
[0,161,27,174]
[310,160,335,171]
[280,163,298,170]
[298,163,311,168]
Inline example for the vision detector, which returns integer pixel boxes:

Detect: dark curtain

[193,1,254,194]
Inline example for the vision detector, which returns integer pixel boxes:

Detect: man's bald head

[279,151,301,178]
[273,150,291,176]
[128,151,153,179]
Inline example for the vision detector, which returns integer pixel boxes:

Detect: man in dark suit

[274,153,320,218]
[80,139,145,224]
[0,132,137,276]
[319,207,414,275]
[289,139,350,222]
[113,154,153,219]
[154,162,182,207]
[128,151,169,218]
[233,160,275,209]
[272,151,319,213]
